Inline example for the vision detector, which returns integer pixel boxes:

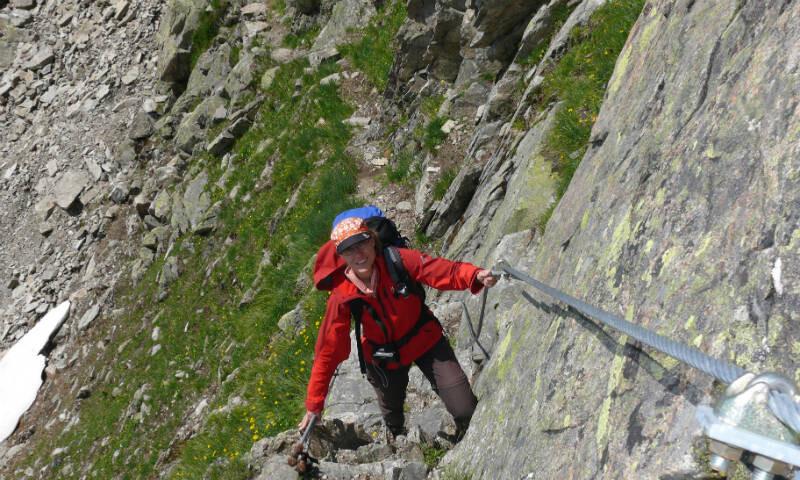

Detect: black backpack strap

[384,246,410,298]
[349,299,367,375]
[383,246,427,302]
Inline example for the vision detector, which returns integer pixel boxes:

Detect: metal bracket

[696,372,800,479]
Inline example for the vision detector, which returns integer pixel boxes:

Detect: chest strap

[349,299,439,374]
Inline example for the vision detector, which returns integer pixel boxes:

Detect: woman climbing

[298,211,497,442]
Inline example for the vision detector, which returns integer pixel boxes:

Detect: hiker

[298,212,497,442]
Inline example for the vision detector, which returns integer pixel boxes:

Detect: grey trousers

[365,336,478,435]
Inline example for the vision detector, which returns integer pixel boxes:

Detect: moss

[494,328,515,381]
[660,246,678,269]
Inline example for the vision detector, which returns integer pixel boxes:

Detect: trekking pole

[287,413,318,474]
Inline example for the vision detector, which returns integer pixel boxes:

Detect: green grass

[432,167,456,201]
[189,0,230,71]
[339,0,407,90]
[283,24,321,48]
[536,0,644,226]
[422,444,447,469]
[385,148,420,186]
[420,94,445,118]
[440,466,474,480]
[230,44,241,66]
[423,117,448,152]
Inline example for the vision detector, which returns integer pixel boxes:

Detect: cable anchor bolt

[696,372,800,479]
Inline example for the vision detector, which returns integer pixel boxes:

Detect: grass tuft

[432,167,456,201]
[339,1,407,90]
[422,444,447,469]
[385,148,417,185]
[535,0,644,227]
[423,117,448,152]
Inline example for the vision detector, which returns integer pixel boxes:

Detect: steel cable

[461,287,491,361]
[496,260,746,384]
[496,259,800,436]
[494,260,800,434]
[769,391,800,433]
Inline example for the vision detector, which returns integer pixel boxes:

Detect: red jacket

[305,240,484,413]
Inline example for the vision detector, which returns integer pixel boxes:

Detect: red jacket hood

[313,240,347,291]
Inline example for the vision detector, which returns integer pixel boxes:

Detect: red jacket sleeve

[305,296,351,413]
[399,249,484,294]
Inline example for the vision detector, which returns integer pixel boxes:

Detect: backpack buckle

[372,345,399,362]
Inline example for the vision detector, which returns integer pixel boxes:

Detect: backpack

[333,206,433,374]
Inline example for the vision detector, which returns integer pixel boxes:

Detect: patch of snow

[0,301,71,444]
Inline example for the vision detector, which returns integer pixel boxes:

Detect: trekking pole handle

[300,413,318,448]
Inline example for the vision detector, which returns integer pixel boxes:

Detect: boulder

[11,0,36,9]
[260,66,279,91]
[307,47,340,68]
[178,44,233,108]
[52,170,90,210]
[241,3,267,16]
[77,305,100,331]
[156,0,205,84]
[286,0,319,15]
[128,111,154,140]
[320,73,341,86]
[207,131,235,157]
[109,181,130,204]
[176,170,219,235]
[133,192,151,217]
[224,52,258,104]
[270,48,295,64]
[174,95,227,153]
[23,46,55,71]
[170,190,189,234]
[150,189,172,221]
[158,256,181,292]
[277,307,304,335]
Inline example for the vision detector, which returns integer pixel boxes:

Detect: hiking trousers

[365,336,478,435]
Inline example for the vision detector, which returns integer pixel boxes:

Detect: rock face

[156,0,206,85]
[442,1,800,478]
